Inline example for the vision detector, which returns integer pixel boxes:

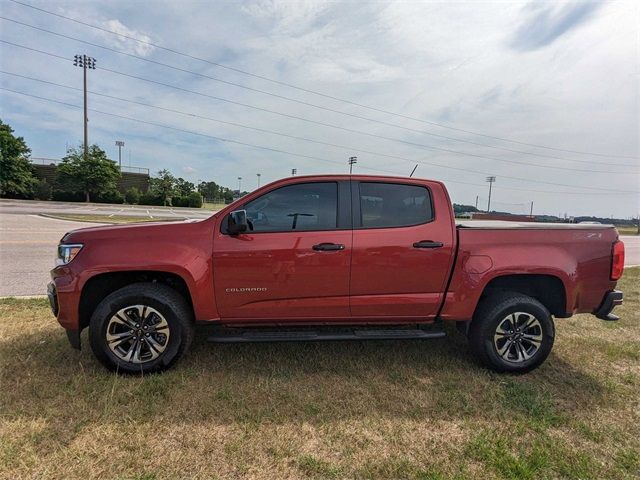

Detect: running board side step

[207,328,446,343]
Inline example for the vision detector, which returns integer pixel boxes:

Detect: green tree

[198,180,234,203]
[453,203,479,215]
[56,145,121,202]
[149,169,176,205]
[175,177,195,197]
[0,119,36,198]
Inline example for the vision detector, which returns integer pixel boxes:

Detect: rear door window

[359,182,432,228]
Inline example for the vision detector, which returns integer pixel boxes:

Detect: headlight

[56,244,83,266]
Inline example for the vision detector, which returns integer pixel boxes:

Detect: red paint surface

[50,175,622,333]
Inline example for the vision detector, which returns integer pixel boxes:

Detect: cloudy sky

[0,0,638,217]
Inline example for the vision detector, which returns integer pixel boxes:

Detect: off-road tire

[89,282,194,374]
[468,292,555,373]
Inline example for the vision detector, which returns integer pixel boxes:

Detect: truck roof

[282,174,443,183]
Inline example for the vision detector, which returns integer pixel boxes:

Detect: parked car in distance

[48,175,625,373]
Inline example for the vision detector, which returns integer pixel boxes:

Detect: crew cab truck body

[48,175,625,373]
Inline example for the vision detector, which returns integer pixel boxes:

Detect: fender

[439,241,576,321]
[55,217,219,328]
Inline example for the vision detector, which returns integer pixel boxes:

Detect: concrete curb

[38,213,184,224]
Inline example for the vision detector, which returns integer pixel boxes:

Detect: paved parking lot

[0,198,213,219]
[625,235,640,267]
[0,213,105,296]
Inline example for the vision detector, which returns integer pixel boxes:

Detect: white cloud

[99,19,155,57]
[0,0,637,217]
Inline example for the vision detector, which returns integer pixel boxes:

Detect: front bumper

[47,281,59,316]
[594,290,623,321]
[48,267,83,349]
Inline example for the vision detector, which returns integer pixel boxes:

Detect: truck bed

[439,222,619,322]
[456,220,615,230]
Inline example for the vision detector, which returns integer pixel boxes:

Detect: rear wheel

[469,293,554,373]
[89,283,194,374]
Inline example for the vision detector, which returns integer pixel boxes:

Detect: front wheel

[89,283,194,374]
[468,293,555,373]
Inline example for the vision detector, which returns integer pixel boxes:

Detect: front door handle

[413,240,444,249]
[312,243,345,251]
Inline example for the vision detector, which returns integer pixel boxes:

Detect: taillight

[611,240,625,281]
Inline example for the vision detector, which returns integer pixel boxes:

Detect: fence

[30,157,150,175]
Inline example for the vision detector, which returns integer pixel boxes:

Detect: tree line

[0,119,235,208]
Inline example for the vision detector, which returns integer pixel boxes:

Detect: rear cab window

[358,182,433,228]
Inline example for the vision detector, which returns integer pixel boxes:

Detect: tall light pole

[73,54,96,160]
[256,173,261,188]
[291,168,297,176]
[348,156,357,174]
[237,176,242,193]
[115,140,125,169]
[485,176,496,212]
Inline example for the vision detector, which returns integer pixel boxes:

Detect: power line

[1,15,637,168]
[7,0,639,161]
[1,40,637,177]
[1,86,637,196]
[1,70,633,177]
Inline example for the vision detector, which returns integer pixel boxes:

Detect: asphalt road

[624,235,640,267]
[0,214,106,297]
[0,198,213,219]
[0,212,638,297]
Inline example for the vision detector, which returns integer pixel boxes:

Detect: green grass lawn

[202,202,228,211]
[1,269,638,479]
[617,226,639,236]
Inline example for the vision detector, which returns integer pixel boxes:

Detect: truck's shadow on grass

[2,323,607,431]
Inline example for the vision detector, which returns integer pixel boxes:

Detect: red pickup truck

[48,175,625,374]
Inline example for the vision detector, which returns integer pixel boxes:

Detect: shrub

[187,191,203,208]
[34,179,52,200]
[52,190,84,202]
[124,187,141,205]
[139,193,164,206]
[171,196,187,207]
[96,189,124,204]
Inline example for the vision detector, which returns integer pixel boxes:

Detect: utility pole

[237,177,242,193]
[115,140,125,169]
[73,54,96,160]
[485,176,496,212]
[529,201,534,218]
[291,168,297,176]
[475,195,479,210]
[348,156,358,174]
[256,173,261,188]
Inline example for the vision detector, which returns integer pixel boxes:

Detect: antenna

[409,164,418,177]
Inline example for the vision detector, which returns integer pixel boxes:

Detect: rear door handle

[312,243,345,251]
[413,240,444,249]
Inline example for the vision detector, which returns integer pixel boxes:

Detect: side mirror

[228,209,248,235]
